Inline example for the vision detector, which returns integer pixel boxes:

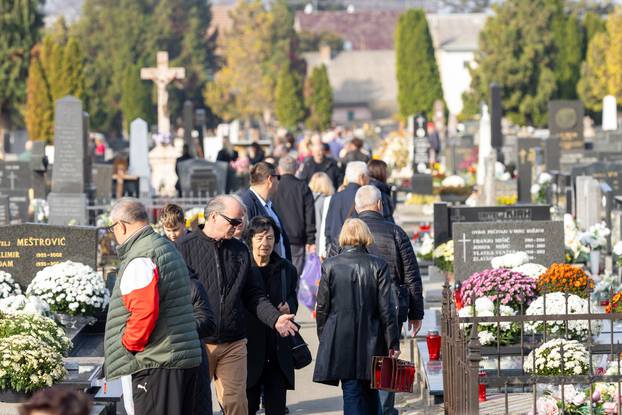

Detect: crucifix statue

[141,51,186,136]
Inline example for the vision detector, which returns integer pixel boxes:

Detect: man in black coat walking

[298,141,343,190]
[176,195,298,415]
[324,161,369,252]
[272,156,316,274]
[354,185,424,415]
[239,162,292,261]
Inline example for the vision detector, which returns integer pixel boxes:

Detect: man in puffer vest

[104,198,202,415]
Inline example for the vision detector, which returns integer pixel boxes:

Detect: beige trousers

[206,339,248,415]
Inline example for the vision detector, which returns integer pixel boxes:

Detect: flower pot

[440,193,470,204]
[590,250,601,277]
[0,389,30,403]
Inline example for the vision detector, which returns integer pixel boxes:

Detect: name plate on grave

[47,193,88,226]
[453,221,564,281]
[0,224,97,289]
[433,203,551,246]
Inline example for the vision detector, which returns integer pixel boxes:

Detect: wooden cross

[141,52,185,136]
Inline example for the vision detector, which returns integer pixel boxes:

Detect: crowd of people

[20,134,424,415]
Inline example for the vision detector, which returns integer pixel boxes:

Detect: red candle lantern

[479,371,487,402]
[426,330,441,360]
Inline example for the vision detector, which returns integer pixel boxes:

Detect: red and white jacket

[120,257,160,352]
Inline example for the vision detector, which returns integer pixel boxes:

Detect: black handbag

[280,268,312,369]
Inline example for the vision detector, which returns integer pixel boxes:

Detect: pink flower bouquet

[460,268,537,310]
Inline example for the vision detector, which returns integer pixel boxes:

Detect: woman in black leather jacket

[313,218,400,415]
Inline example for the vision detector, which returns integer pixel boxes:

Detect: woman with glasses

[244,216,298,414]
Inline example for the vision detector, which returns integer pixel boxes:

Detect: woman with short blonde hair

[338,218,374,248]
[310,172,336,258]
[313,220,399,414]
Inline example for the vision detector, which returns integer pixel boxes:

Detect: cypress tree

[120,64,152,132]
[60,36,86,100]
[395,8,443,119]
[305,65,333,131]
[25,44,54,143]
[275,65,306,130]
[552,13,584,99]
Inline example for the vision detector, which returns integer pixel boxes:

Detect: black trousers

[247,360,287,415]
[291,244,306,276]
[132,367,198,415]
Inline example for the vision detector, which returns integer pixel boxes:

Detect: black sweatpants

[132,367,198,415]
[247,360,288,415]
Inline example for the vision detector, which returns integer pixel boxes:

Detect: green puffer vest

[104,226,201,380]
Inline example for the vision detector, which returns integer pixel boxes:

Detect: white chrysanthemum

[491,251,529,269]
[512,263,547,279]
[525,292,599,340]
[26,261,109,317]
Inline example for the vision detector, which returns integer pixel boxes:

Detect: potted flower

[0,334,67,401]
[593,273,622,307]
[416,233,434,262]
[0,313,72,355]
[538,263,594,299]
[525,292,598,341]
[433,241,454,281]
[460,268,537,310]
[524,338,589,376]
[564,215,590,264]
[26,261,110,327]
[458,296,519,346]
[530,172,553,204]
[438,175,473,204]
[511,263,548,280]
[0,271,21,299]
[580,222,611,276]
[490,251,529,269]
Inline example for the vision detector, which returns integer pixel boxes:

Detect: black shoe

[285,407,289,414]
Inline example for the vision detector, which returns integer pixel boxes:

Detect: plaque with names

[453,221,564,281]
[0,189,29,224]
[0,196,8,225]
[433,203,551,246]
[47,193,88,226]
[0,224,97,289]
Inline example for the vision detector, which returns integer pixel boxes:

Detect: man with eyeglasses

[239,161,292,261]
[176,195,298,415]
[103,198,202,415]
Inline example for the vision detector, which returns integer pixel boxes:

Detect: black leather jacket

[313,246,399,385]
[357,210,424,321]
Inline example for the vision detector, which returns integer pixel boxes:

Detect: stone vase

[590,250,601,277]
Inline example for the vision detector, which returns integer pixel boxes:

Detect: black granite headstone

[0,223,97,289]
[548,100,584,151]
[453,220,564,281]
[411,174,434,195]
[490,83,503,149]
[0,161,32,224]
[433,202,551,246]
[572,162,622,196]
[183,100,194,155]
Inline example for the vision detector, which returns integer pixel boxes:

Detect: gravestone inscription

[453,220,564,281]
[548,100,584,151]
[0,224,97,289]
[433,202,551,246]
[0,196,8,225]
[0,161,31,223]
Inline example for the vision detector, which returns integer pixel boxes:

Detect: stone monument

[129,118,151,199]
[140,51,185,136]
[477,104,492,186]
[603,95,618,132]
[47,96,89,226]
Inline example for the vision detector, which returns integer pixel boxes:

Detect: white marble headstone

[129,118,151,198]
[477,104,492,186]
[603,95,618,132]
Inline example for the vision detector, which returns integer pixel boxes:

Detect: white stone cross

[6,171,17,190]
[458,233,472,258]
[141,51,185,136]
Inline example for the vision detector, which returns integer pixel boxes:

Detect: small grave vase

[590,250,601,277]
[426,330,441,360]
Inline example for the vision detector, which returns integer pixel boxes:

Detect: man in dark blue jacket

[324,161,369,252]
[239,162,292,261]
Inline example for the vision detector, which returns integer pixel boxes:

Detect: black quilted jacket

[357,210,424,321]
[176,231,280,344]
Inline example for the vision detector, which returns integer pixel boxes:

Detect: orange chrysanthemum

[537,263,594,299]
